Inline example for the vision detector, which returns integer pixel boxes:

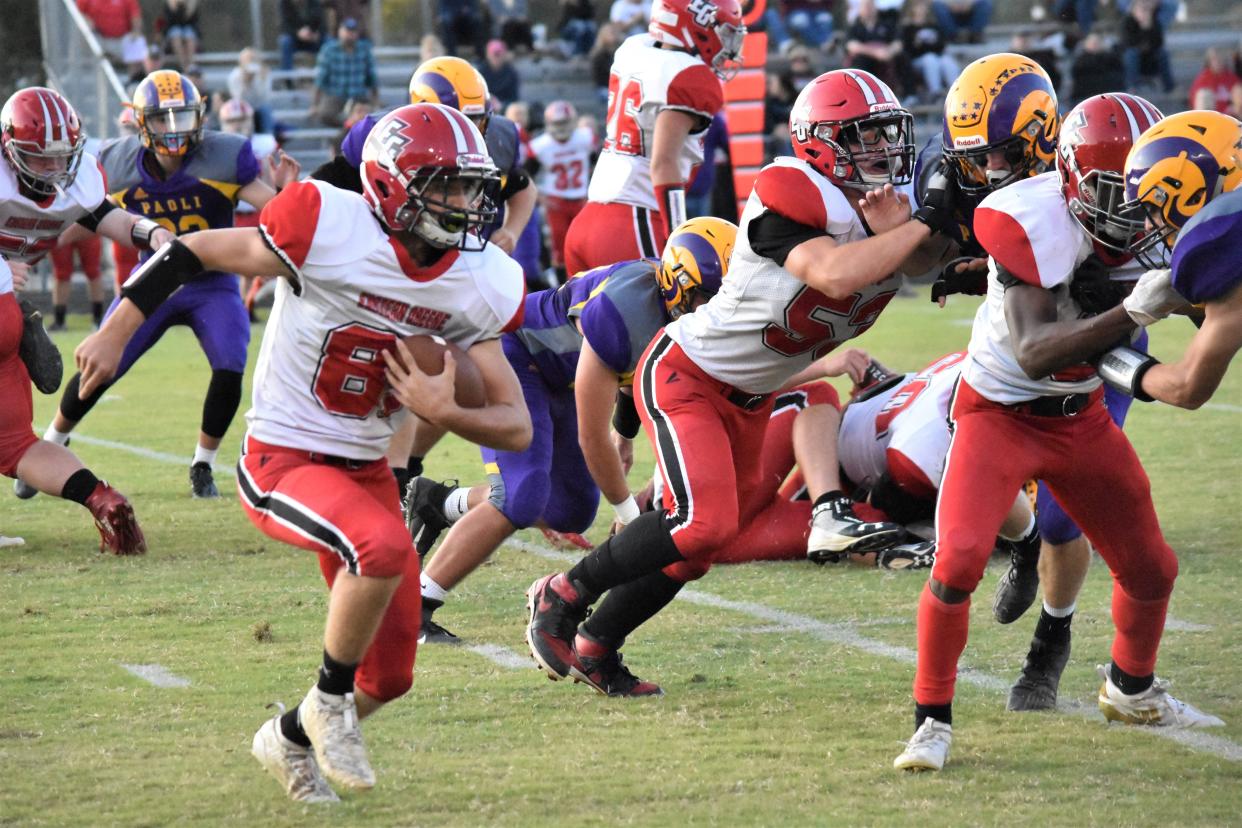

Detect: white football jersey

[530,127,595,200]
[587,35,723,210]
[963,172,1144,403]
[838,351,966,493]
[668,156,904,395]
[0,151,105,266]
[248,180,526,460]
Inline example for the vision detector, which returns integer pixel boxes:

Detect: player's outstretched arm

[1140,287,1242,409]
[75,229,293,397]
[574,340,633,516]
[1004,282,1138,380]
[784,215,930,299]
[383,338,532,452]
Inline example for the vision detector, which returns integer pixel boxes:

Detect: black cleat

[1007,635,1071,711]
[993,531,1041,623]
[418,598,460,644]
[525,574,591,680]
[570,634,663,697]
[404,477,457,559]
[876,539,936,570]
[190,462,221,499]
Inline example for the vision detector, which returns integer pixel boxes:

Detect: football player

[562,0,744,274]
[525,69,959,697]
[528,100,595,282]
[1,87,162,555]
[20,71,299,502]
[407,219,764,645]
[895,95,1222,773]
[74,104,531,802]
[1106,110,1242,408]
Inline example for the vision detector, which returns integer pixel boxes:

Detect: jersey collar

[388,237,460,282]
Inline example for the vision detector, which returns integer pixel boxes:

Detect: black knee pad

[202,370,244,439]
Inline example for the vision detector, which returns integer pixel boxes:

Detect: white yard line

[120,663,191,688]
[1202,402,1242,414]
[71,434,237,477]
[75,434,1240,762]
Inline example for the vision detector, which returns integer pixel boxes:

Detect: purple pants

[480,335,600,531]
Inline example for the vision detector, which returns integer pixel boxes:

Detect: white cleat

[894,718,953,772]
[298,687,376,790]
[1096,665,1224,728]
[807,496,904,563]
[251,714,340,803]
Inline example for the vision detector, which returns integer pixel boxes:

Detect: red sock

[1110,583,1168,677]
[913,583,971,706]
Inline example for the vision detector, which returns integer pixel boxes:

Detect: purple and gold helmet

[941,53,1059,196]
[657,217,737,319]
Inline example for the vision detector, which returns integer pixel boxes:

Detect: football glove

[930,256,988,302]
[1068,255,1128,316]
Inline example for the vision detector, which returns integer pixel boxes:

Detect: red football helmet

[360,103,500,250]
[789,69,914,190]
[649,0,746,81]
[544,100,577,141]
[1,87,85,198]
[1057,92,1164,255]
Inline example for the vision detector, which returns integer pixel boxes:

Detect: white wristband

[613,494,640,526]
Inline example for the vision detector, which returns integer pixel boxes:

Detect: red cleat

[540,527,593,550]
[569,632,663,697]
[84,482,147,556]
[525,574,589,679]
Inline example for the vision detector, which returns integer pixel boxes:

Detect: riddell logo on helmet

[869,102,897,113]
[953,135,986,149]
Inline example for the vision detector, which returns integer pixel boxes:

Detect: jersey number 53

[762,286,895,360]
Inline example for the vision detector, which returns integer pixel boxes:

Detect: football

[399,334,488,408]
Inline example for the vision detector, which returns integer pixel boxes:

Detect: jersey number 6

[762,286,895,360]
[313,323,402,419]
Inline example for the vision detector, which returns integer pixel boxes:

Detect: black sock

[407,455,424,478]
[201,370,243,440]
[566,510,684,597]
[422,596,443,617]
[915,703,952,727]
[91,302,104,325]
[280,706,312,748]
[1032,608,1073,645]
[60,468,100,505]
[53,304,67,326]
[59,372,110,422]
[317,649,358,697]
[392,465,410,496]
[814,490,847,508]
[1110,662,1154,695]
[581,571,685,649]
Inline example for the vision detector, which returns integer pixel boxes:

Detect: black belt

[306,451,372,469]
[723,387,771,410]
[1006,392,1093,418]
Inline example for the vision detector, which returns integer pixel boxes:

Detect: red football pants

[237,436,421,702]
[636,333,812,581]
[544,195,586,268]
[563,201,667,276]
[0,293,37,478]
[51,237,102,282]
[914,379,1177,706]
[112,241,140,288]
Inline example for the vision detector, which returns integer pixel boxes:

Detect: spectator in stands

[162,0,200,70]
[1121,0,1173,94]
[1054,0,1098,36]
[902,0,957,102]
[279,0,325,72]
[310,17,377,126]
[784,1,837,51]
[421,34,447,60]
[931,0,991,45]
[1070,33,1125,103]
[1188,49,1241,113]
[1010,30,1063,91]
[327,0,371,38]
[1227,83,1242,120]
[609,0,649,37]
[786,45,818,91]
[764,71,797,134]
[558,0,597,57]
[77,0,144,75]
[184,64,221,127]
[846,0,903,26]
[228,48,275,134]
[845,0,905,90]
[590,23,623,98]
[480,39,521,108]
[1116,0,1178,31]
[438,0,488,57]
[129,41,165,85]
[492,0,536,53]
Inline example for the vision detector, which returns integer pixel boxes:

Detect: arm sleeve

[76,199,117,232]
[499,168,531,202]
[746,212,828,268]
[235,139,261,189]
[578,294,633,376]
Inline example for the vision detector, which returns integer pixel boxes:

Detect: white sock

[1042,600,1076,618]
[43,425,71,446]
[193,445,218,467]
[1001,511,1037,542]
[442,487,471,522]
[420,572,448,603]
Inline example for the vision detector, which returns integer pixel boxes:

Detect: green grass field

[2,294,1240,827]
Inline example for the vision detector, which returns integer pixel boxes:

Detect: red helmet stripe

[35,90,54,144]
[440,106,469,154]
[1113,94,1144,144]
[1132,95,1163,128]
[843,70,878,106]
